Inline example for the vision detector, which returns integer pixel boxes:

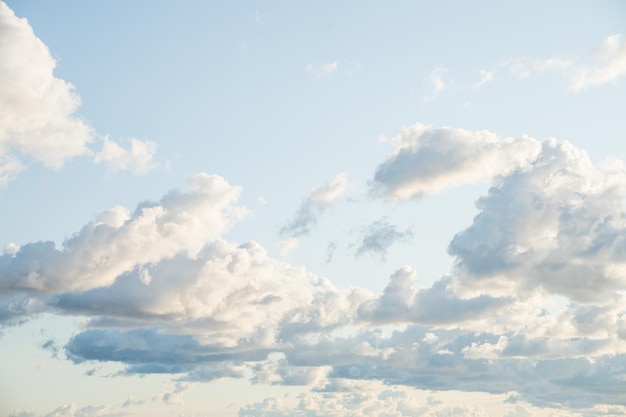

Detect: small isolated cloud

[473,69,494,90]
[162,382,192,405]
[504,34,626,91]
[306,61,339,79]
[94,136,158,174]
[353,218,413,260]
[423,66,451,101]
[279,237,298,256]
[281,173,350,237]
[326,241,337,263]
[3,242,19,256]
[371,123,541,200]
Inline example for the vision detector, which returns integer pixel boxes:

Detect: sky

[1,1,626,416]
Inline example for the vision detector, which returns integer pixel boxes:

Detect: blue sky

[1,1,626,416]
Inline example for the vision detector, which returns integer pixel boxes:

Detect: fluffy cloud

[94,136,158,174]
[371,123,541,199]
[0,3,92,167]
[2,122,626,412]
[281,173,350,237]
[0,173,247,294]
[0,173,369,375]
[505,34,626,91]
[449,139,626,302]
[358,267,508,325]
[0,3,157,184]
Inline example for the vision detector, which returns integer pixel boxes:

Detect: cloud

[281,173,350,237]
[0,3,92,166]
[0,3,157,184]
[473,69,494,90]
[448,139,626,302]
[41,403,124,417]
[0,173,247,294]
[325,241,337,263]
[306,61,339,79]
[423,67,451,101]
[3,126,626,412]
[94,136,158,174]
[162,382,192,405]
[371,123,541,200]
[239,380,494,417]
[358,267,508,325]
[279,237,298,256]
[504,34,626,91]
[353,218,413,259]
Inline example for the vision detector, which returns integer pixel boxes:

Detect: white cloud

[505,34,626,91]
[94,136,158,174]
[473,69,493,90]
[0,3,92,169]
[2,127,626,412]
[371,123,541,200]
[0,3,159,185]
[449,139,626,302]
[306,61,339,79]
[0,173,248,293]
[279,237,298,256]
[423,67,451,101]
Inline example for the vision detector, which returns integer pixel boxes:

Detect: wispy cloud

[306,61,340,79]
[281,173,350,237]
[353,218,413,260]
[423,66,452,101]
[472,69,494,90]
[504,34,626,91]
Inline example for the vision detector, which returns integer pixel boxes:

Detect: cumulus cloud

[0,172,370,375]
[0,173,247,294]
[3,123,626,412]
[353,218,413,259]
[371,123,541,200]
[504,34,626,91]
[94,136,158,174]
[358,267,508,325]
[0,3,157,185]
[281,173,350,237]
[0,3,92,168]
[449,139,626,302]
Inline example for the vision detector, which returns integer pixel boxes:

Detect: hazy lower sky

[2,2,626,416]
